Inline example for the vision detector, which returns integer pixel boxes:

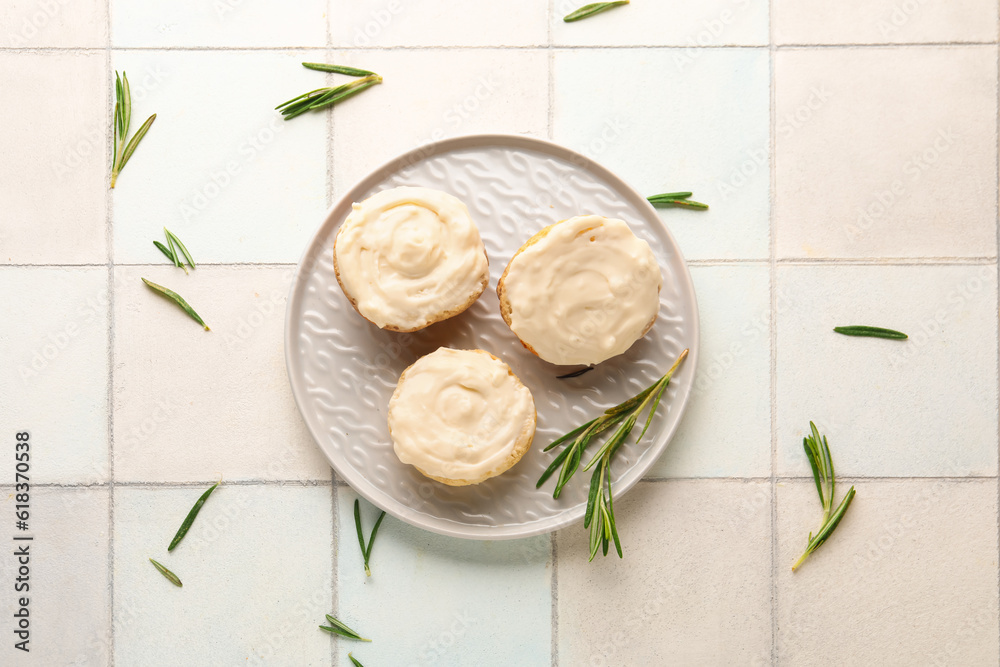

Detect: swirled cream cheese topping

[388,348,536,485]
[334,187,490,331]
[499,215,662,366]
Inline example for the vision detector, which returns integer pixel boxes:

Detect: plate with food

[284,133,698,540]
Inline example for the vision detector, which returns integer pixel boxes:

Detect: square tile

[776,264,998,477]
[336,489,551,666]
[331,48,548,194]
[775,47,997,259]
[111,50,328,264]
[112,0,326,48]
[113,485,333,666]
[650,264,771,478]
[774,0,998,45]
[113,265,330,482]
[553,48,770,260]
[0,267,109,483]
[0,487,110,665]
[776,480,999,665]
[1,0,107,47]
[557,480,772,665]
[331,0,548,47]
[551,0,768,47]
[0,52,107,264]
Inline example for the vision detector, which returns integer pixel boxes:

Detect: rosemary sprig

[168,482,219,551]
[647,192,709,210]
[320,615,371,642]
[793,422,857,571]
[141,278,210,330]
[833,325,908,340]
[348,654,365,667]
[564,1,629,22]
[302,62,377,77]
[164,228,196,270]
[149,558,182,587]
[276,74,383,121]
[354,499,386,577]
[111,71,156,188]
[538,350,689,560]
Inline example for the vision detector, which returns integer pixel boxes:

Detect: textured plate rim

[284,133,700,540]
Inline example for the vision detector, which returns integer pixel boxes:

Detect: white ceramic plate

[284,134,699,539]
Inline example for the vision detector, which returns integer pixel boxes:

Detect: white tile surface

[776,264,998,477]
[776,480,999,665]
[336,489,552,666]
[553,48,771,260]
[775,46,997,259]
[331,0,549,47]
[774,0,999,45]
[0,487,110,665]
[0,0,107,47]
[557,480,772,665]
[551,0,768,47]
[0,268,109,483]
[0,52,107,265]
[111,49,328,264]
[113,485,334,666]
[331,48,548,194]
[112,0,327,48]
[113,265,330,482]
[650,264,771,478]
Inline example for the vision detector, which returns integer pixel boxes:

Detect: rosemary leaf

[833,325,908,340]
[564,1,629,22]
[302,61,377,77]
[321,615,371,642]
[647,193,709,210]
[365,511,386,565]
[348,653,365,667]
[149,558,182,587]
[153,240,176,264]
[163,228,182,270]
[353,499,388,577]
[141,278,210,330]
[168,482,219,551]
[164,228,196,270]
[119,114,156,172]
[557,367,594,379]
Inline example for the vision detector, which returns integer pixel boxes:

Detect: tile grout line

[994,19,1000,665]
[768,1,778,663]
[325,11,339,665]
[547,5,559,665]
[104,0,116,664]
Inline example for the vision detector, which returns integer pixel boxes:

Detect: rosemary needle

[557,367,594,380]
[168,482,219,551]
[793,422,857,571]
[320,615,371,642]
[348,653,365,667]
[149,558,182,587]
[833,325,908,340]
[302,62,377,77]
[354,499,387,577]
[153,240,176,264]
[564,1,629,22]
[164,228,196,270]
[647,192,709,210]
[141,278,210,331]
[111,71,156,188]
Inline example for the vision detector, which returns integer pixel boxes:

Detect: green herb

[354,499,386,577]
[793,422,857,571]
[111,71,156,188]
[153,240,176,264]
[168,482,219,551]
[557,367,594,380]
[276,74,383,121]
[538,349,689,560]
[141,278,210,331]
[647,192,709,210]
[302,62,377,77]
[165,228,196,270]
[149,558,182,587]
[320,615,371,642]
[833,325,908,340]
[348,653,365,667]
[564,1,629,22]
